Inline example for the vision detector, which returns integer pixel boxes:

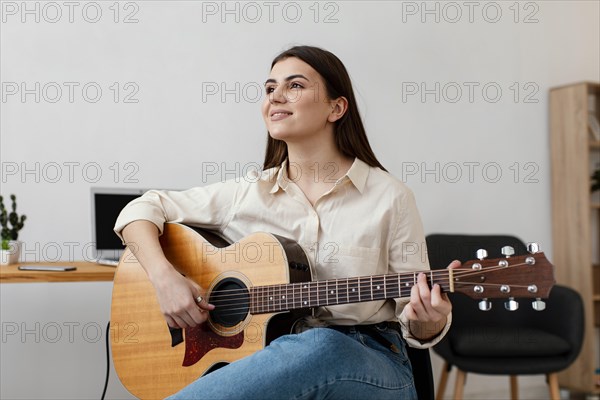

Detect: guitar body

[111,223,555,399]
[110,223,311,399]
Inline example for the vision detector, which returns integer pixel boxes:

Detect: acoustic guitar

[110,223,555,399]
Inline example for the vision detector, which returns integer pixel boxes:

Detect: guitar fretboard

[249,271,451,314]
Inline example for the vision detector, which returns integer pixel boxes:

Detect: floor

[430,352,599,400]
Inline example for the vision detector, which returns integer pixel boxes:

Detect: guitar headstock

[451,243,555,311]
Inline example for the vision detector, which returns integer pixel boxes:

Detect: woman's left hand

[403,260,461,340]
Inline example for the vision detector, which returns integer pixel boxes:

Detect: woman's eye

[290,82,303,89]
[265,86,275,94]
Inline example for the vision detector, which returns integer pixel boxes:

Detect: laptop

[91,187,147,266]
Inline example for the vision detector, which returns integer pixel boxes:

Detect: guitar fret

[270,285,274,312]
[255,285,260,314]
[257,285,262,314]
[359,277,372,302]
[250,270,454,315]
[326,280,337,305]
[293,282,300,310]
[277,284,283,311]
[383,278,390,300]
[259,286,264,313]
[386,274,400,298]
[265,284,270,312]
[335,279,339,304]
[386,282,397,298]
[279,284,284,311]
[346,279,350,303]
[281,284,287,312]
[317,281,327,306]
[281,284,287,311]
[338,278,348,305]
[302,282,309,308]
[348,278,359,303]
[372,275,386,300]
[430,271,434,288]
[403,272,414,298]
[398,274,402,299]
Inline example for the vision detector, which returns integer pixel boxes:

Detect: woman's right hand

[150,266,215,329]
[121,220,215,329]
[150,265,215,329]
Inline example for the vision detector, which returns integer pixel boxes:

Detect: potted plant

[0,194,27,265]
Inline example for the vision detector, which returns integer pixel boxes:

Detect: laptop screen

[91,188,146,260]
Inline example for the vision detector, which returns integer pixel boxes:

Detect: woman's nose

[269,85,286,104]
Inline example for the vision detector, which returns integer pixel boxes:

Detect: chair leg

[547,373,560,400]
[453,369,466,400]
[436,362,451,400]
[510,375,518,400]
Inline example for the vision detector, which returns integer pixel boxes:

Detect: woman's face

[262,57,336,143]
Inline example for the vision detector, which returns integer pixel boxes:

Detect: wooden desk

[0,262,116,283]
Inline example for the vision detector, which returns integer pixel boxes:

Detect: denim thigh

[167,326,417,400]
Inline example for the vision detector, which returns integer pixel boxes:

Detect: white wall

[2,1,599,258]
[1,1,599,399]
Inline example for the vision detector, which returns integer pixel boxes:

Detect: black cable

[101,321,110,400]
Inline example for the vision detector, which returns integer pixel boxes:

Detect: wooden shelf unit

[550,81,600,394]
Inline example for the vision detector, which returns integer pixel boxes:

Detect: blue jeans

[167,324,417,400]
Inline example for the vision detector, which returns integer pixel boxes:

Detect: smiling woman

[113,45,458,400]
[262,46,386,174]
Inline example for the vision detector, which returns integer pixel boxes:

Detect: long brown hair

[262,46,387,172]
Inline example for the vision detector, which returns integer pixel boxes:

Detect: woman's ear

[328,96,348,123]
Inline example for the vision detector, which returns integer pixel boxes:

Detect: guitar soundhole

[209,278,249,327]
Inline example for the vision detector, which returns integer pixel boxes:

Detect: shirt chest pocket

[316,245,381,280]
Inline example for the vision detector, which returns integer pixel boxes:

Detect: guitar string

[209,280,536,319]
[206,282,516,319]
[209,280,538,319]
[202,262,540,318]
[204,269,461,302]
[202,264,525,301]
[204,261,534,302]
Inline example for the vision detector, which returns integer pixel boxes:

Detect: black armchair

[407,346,434,400]
[426,234,584,400]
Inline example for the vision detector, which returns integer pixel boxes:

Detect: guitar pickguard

[182,323,244,367]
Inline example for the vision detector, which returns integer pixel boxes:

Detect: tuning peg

[504,297,519,311]
[527,243,540,254]
[478,299,492,311]
[476,249,488,260]
[501,246,515,258]
[532,298,546,311]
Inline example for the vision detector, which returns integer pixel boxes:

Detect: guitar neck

[249,270,451,314]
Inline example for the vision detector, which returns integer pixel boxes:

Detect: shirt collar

[265,157,370,195]
[345,158,369,194]
[265,162,288,194]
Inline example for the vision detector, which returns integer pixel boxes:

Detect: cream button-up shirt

[114,158,451,348]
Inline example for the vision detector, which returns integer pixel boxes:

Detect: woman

[114,45,457,399]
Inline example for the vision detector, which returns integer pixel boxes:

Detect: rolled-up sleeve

[113,180,240,244]
[388,189,452,349]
